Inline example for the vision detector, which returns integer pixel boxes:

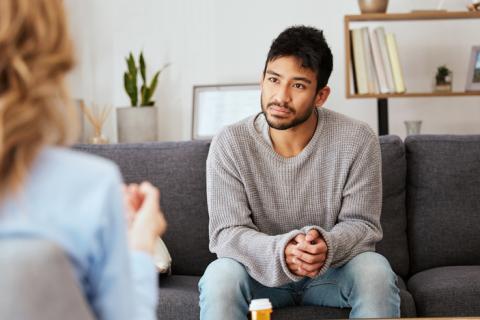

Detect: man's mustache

[267,102,294,113]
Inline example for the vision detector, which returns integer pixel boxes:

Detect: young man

[198,26,400,319]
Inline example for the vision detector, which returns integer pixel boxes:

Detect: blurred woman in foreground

[0,0,166,319]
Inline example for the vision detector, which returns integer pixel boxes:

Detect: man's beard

[261,96,316,131]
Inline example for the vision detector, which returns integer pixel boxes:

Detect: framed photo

[191,83,260,139]
[465,46,480,91]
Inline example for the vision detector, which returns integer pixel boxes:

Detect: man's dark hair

[263,25,333,92]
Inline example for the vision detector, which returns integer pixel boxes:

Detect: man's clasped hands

[285,229,328,278]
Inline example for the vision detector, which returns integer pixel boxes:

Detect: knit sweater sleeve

[305,129,383,274]
[206,133,304,287]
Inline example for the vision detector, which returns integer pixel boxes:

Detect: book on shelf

[351,28,369,95]
[373,27,396,93]
[385,32,406,93]
[349,25,407,95]
[361,27,379,94]
[349,30,358,94]
[370,28,390,94]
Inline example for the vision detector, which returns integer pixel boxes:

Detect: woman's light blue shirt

[0,147,157,320]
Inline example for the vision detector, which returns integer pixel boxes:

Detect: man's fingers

[285,242,297,256]
[305,229,321,242]
[285,254,298,265]
[296,261,323,273]
[287,260,322,278]
[293,249,326,264]
[296,239,327,255]
[294,233,306,244]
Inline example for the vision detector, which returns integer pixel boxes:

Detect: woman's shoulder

[32,147,122,192]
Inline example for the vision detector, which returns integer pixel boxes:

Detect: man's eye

[293,83,305,89]
[268,77,278,83]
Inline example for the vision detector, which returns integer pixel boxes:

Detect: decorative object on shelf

[357,0,389,14]
[467,0,480,11]
[465,46,480,91]
[404,120,422,135]
[117,51,170,143]
[80,102,112,144]
[434,65,453,92]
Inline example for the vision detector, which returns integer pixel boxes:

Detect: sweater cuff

[303,226,335,276]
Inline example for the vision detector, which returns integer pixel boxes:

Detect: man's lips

[268,105,292,116]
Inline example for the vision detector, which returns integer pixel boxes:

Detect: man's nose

[273,84,291,105]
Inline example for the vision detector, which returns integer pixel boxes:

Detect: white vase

[116,107,158,143]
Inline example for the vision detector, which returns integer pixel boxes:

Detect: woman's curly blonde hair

[0,0,77,198]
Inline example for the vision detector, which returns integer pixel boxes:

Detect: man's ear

[314,86,331,108]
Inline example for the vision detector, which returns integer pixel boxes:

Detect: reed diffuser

[80,101,112,144]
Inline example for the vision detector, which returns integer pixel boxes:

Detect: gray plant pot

[116,107,158,143]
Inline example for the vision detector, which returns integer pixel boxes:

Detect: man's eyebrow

[266,70,281,77]
[292,77,312,84]
[265,70,312,84]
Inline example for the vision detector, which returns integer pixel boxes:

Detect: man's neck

[269,109,318,158]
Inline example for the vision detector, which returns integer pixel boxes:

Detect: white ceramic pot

[116,106,158,143]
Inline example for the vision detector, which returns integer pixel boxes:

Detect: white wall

[65,0,480,142]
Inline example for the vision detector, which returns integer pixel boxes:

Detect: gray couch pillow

[406,135,480,274]
[376,135,410,279]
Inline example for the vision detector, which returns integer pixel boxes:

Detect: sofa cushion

[75,141,216,276]
[376,135,409,279]
[157,275,415,319]
[158,275,200,320]
[405,135,480,274]
[408,266,480,316]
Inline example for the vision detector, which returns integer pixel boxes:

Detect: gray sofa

[75,134,480,319]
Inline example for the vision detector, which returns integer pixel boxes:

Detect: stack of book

[350,26,406,95]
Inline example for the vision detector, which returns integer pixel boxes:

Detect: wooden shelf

[344,11,480,100]
[347,91,480,99]
[343,11,480,134]
[345,11,480,22]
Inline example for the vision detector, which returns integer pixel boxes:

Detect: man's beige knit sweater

[206,107,382,287]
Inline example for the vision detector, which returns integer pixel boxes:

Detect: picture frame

[465,46,480,91]
[191,83,260,140]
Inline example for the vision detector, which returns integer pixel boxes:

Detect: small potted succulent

[434,65,452,92]
[117,51,169,143]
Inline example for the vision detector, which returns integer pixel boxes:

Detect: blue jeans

[198,252,400,319]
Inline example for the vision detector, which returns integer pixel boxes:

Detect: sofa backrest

[406,135,480,274]
[376,135,410,279]
[75,141,216,276]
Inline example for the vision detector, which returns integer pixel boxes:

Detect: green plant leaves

[124,52,168,107]
[140,52,147,84]
[124,52,138,106]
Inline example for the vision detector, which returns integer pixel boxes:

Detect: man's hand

[285,233,308,276]
[284,229,328,278]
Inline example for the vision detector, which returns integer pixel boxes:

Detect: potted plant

[117,52,169,143]
[434,65,452,92]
